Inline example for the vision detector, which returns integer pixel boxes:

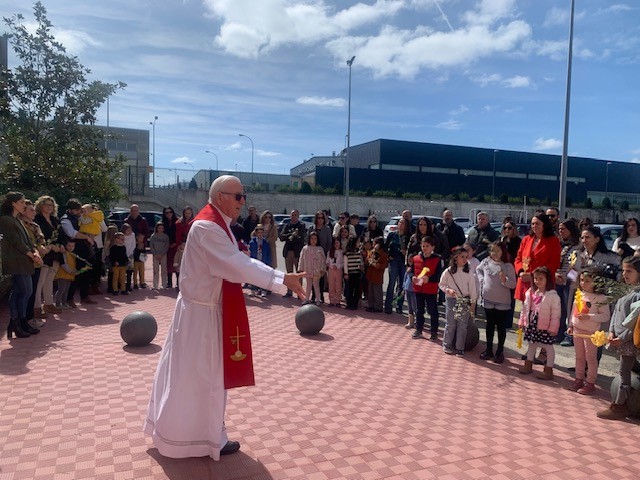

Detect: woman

[20,200,49,328]
[260,210,278,269]
[161,206,178,288]
[0,192,43,338]
[612,217,640,258]
[514,214,562,302]
[384,217,411,314]
[555,218,581,345]
[576,226,620,276]
[34,195,64,316]
[407,216,449,261]
[500,221,522,265]
[306,211,332,303]
[175,206,195,246]
[362,215,383,242]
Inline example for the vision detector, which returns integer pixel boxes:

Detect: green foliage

[585,198,593,208]
[476,193,485,203]
[499,193,509,204]
[451,193,460,201]
[394,188,403,198]
[620,200,630,210]
[423,191,431,200]
[402,192,422,199]
[300,181,312,193]
[365,187,373,197]
[602,197,612,208]
[1,2,126,207]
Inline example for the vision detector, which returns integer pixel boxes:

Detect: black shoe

[134,285,139,290]
[121,291,130,296]
[365,307,375,312]
[493,353,505,364]
[384,310,392,315]
[282,291,293,298]
[21,319,39,335]
[220,440,240,455]
[480,350,493,360]
[412,331,423,339]
[429,332,438,341]
[396,308,403,315]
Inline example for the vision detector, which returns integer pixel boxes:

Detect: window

[528,174,558,181]
[460,169,492,177]
[496,172,527,179]
[381,164,420,171]
[567,176,586,183]
[421,166,458,174]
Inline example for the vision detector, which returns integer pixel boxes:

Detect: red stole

[194,204,255,389]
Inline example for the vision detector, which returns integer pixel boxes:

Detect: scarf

[194,204,255,389]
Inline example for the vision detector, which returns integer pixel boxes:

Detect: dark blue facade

[313,139,634,202]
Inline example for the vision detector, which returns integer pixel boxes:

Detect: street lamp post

[605,161,612,196]
[150,116,158,188]
[205,150,219,171]
[238,134,254,186]
[558,0,575,218]
[492,149,498,201]
[345,55,355,212]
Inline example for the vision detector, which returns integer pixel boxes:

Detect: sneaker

[443,346,454,355]
[577,382,596,395]
[455,350,465,357]
[566,378,584,392]
[58,303,71,310]
[302,300,311,305]
[560,337,574,347]
[412,331,423,339]
[260,292,268,298]
[283,291,293,298]
[429,332,438,341]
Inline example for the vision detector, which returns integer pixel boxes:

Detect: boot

[577,382,596,395]
[519,360,533,374]
[405,314,415,329]
[597,403,628,420]
[44,304,62,314]
[20,318,39,335]
[7,318,30,339]
[566,378,584,392]
[536,366,554,380]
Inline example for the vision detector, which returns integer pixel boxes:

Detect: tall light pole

[150,115,158,188]
[492,149,498,201]
[345,55,355,212]
[558,0,575,218]
[205,150,219,170]
[238,134,254,186]
[605,161,612,196]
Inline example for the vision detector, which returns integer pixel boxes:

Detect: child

[476,242,517,363]
[299,231,326,305]
[326,237,344,307]
[566,270,610,395]
[365,237,389,313]
[103,225,118,294]
[54,240,77,309]
[110,232,129,295]
[518,266,561,379]
[343,236,363,310]
[463,242,481,292]
[79,203,104,239]
[133,233,147,289]
[121,223,136,291]
[248,224,272,297]
[149,222,169,290]
[410,236,444,340]
[597,256,640,419]
[439,246,478,356]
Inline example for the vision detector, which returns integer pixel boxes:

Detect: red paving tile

[1,270,640,479]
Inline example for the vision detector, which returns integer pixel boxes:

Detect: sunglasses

[503,226,513,230]
[221,192,247,201]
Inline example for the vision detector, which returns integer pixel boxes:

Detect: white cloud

[533,137,562,151]
[22,21,102,54]
[472,73,502,86]
[171,156,194,164]
[449,105,469,116]
[471,73,531,88]
[630,157,640,164]
[631,148,640,154]
[296,96,346,108]
[256,149,280,157]
[543,7,569,27]
[437,119,462,130]
[503,75,531,88]
[597,4,633,15]
[462,0,517,27]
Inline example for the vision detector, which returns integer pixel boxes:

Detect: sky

[2,0,639,180]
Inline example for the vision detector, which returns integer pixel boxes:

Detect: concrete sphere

[609,374,640,417]
[295,304,325,335]
[465,321,480,351]
[121,310,158,347]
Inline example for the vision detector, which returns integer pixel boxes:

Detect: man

[546,207,560,233]
[332,211,356,237]
[465,211,499,261]
[402,209,416,234]
[279,209,307,297]
[242,205,260,243]
[143,175,306,460]
[60,199,96,307]
[350,213,364,238]
[437,209,466,249]
[124,204,150,244]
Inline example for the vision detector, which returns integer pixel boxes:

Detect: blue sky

[2,0,639,179]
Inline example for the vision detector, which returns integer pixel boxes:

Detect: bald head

[209,175,246,218]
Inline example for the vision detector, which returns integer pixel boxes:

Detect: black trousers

[484,307,510,354]
[415,292,438,333]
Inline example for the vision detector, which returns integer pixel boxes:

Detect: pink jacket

[518,288,561,334]
[570,291,610,333]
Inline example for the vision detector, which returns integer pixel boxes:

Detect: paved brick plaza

[1,261,639,479]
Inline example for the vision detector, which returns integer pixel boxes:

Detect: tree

[602,197,612,209]
[620,200,630,211]
[0,2,127,207]
[300,181,312,193]
[584,198,593,208]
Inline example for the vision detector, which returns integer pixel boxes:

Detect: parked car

[595,224,624,250]
[383,215,440,239]
[454,217,472,230]
[298,214,337,230]
[107,210,163,231]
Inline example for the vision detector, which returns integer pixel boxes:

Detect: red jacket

[411,253,443,295]
[514,234,561,301]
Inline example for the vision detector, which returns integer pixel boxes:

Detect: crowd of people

[3,189,640,421]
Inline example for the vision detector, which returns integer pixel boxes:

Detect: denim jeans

[555,281,572,339]
[385,258,405,312]
[9,274,33,320]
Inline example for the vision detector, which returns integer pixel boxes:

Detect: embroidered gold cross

[230,326,247,361]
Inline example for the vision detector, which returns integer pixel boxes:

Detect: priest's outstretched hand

[284,272,308,301]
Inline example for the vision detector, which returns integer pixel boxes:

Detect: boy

[110,232,129,295]
[411,236,444,340]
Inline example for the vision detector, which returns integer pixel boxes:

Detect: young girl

[463,242,481,292]
[55,240,77,310]
[299,232,326,305]
[476,242,517,363]
[566,270,610,395]
[411,236,444,341]
[365,237,389,313]
[597,256,640,419]
[110,232,129,295]
[343,236,363,310]
[326,237,344,307]
[103,225,118,294]
[439,246,478,356]
[248,224,272,298]
[133,233,147,289]
[121,223,136,291]
[518,266,561,379]
[149,222,169,290]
